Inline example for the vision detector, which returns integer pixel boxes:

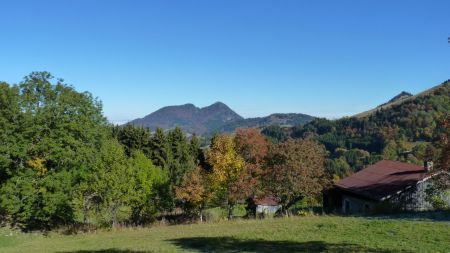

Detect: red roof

[254,196,279,206]
[335,160,429,201]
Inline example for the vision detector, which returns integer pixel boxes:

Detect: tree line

[0,72,328,230]
[1,72,448,230]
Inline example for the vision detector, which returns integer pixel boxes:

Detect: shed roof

[335,160,429,201]
[254,196,279,206]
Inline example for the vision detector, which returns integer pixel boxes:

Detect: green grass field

[1,216,450,253]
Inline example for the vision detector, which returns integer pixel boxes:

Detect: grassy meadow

[1,215,450,253]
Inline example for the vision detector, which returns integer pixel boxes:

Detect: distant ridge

[128,102,315,135]
[217,113,315,133]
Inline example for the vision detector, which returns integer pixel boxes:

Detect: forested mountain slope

[263,80,450,178]
[354,82,446,118]
[217,113,314,133]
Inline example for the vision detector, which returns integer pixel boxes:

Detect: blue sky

[0,0,449,123]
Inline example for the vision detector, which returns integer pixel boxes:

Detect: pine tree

[149,128,170,168]
[189,133,201,165]
[167,127,195,188]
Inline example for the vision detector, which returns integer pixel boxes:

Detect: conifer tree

[149,128,170,168]
[167,127,195,188]
[189,133,202,165]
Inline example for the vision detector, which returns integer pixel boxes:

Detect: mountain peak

[129,102,243,135]
[211,101,226,106]
[386,91,413,104]
[128,102,315,136]
[203,101,228,109]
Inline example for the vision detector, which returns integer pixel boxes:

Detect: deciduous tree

[263,139,327,215]
[234,128,269,199]
[206,134,245,219]
[175,167,209,221]
[0,72,109,229]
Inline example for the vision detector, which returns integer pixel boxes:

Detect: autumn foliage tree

[234,128,269,198]
[175,167,209,221]
[263,139,327,215]
[206,134,245,219]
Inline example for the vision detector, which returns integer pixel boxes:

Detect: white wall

[256,205,281,214]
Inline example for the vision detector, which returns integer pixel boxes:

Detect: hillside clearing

[1,216,450,253]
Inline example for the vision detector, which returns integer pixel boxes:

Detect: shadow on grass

[58,250,155,253]
[168,236,413,253]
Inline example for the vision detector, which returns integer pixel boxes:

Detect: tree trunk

[228,204,234,220]
[199,209,203,222]
[111,202,118,228]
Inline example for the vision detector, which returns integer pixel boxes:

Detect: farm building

[324,160,450,214]
[251,196,282,216]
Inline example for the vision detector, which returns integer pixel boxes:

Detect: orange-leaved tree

[175,167,210,221]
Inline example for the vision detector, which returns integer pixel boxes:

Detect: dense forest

[262,81,450,180]
[0,72,448,231]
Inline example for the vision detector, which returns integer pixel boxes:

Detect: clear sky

[0,0,449,124]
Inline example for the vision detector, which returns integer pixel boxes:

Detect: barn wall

[390,181,432,211]
[391,180,450,211]
[341,195,376,214]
